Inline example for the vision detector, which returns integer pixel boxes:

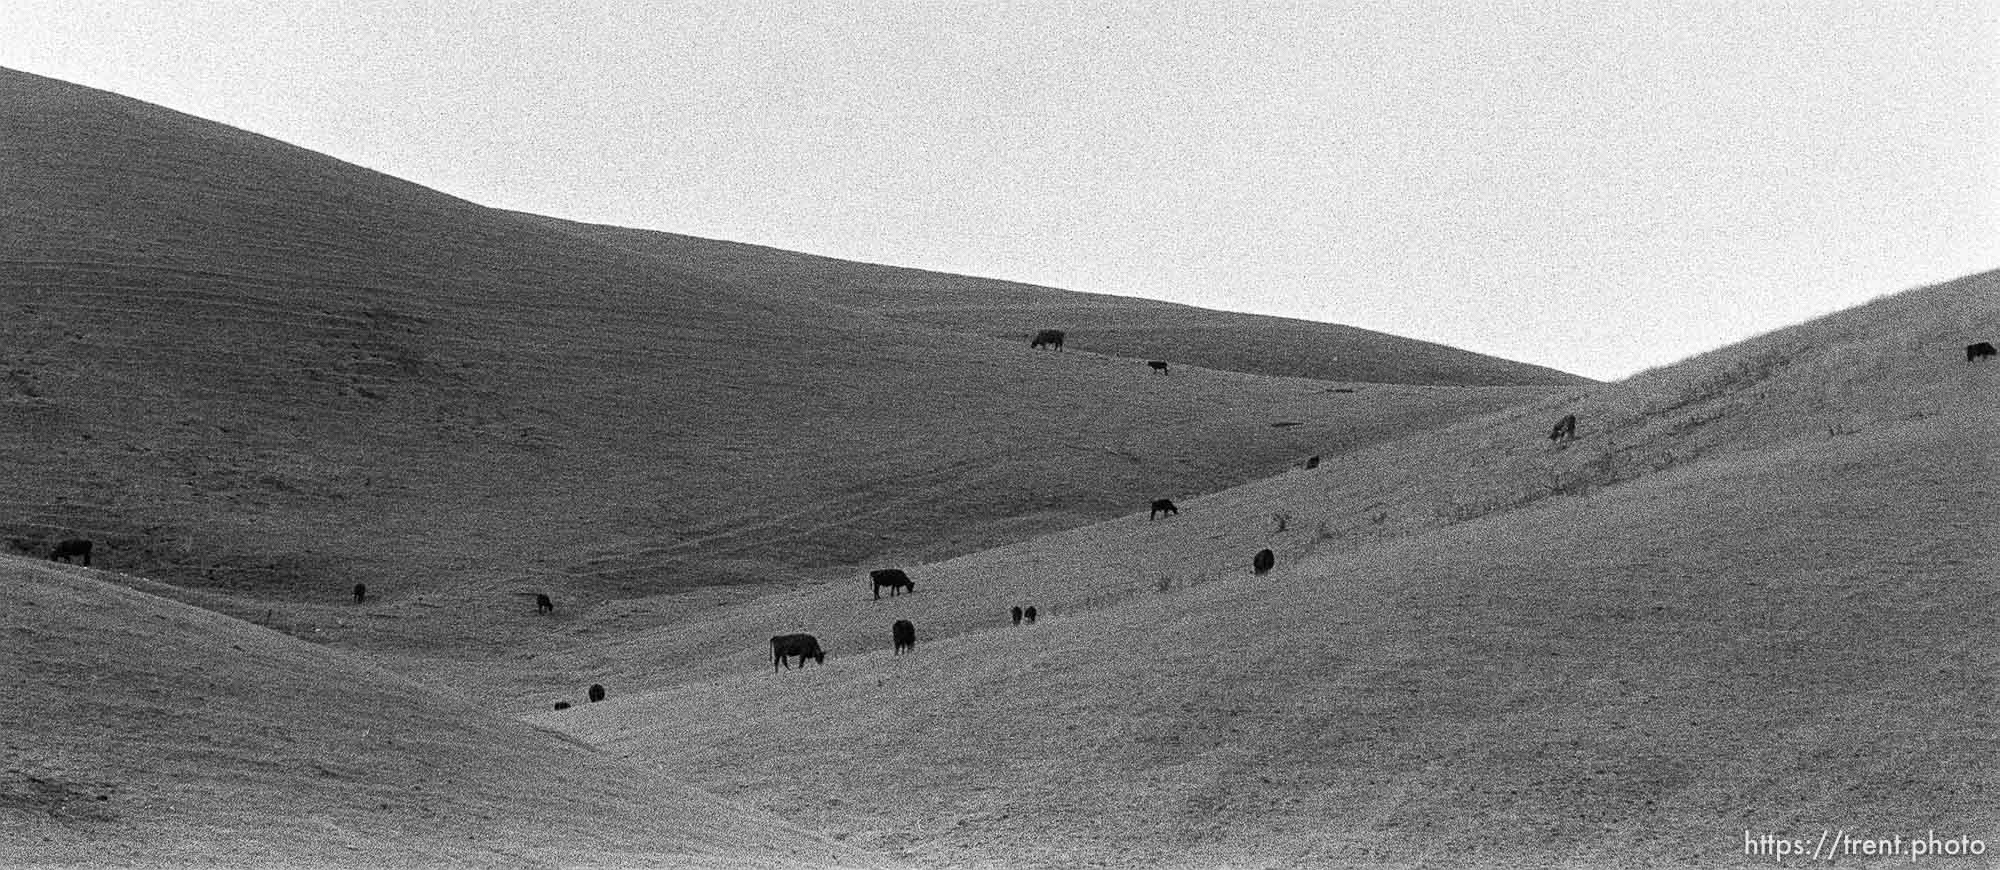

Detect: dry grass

[540,401,1996,869]
[0,66,1567,617]
[511,272,1997,867]
[0,558,899,869]
[4,65,1997,868]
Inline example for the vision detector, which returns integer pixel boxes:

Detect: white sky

[5,1,1995,380]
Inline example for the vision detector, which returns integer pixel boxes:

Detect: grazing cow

[1011,606,1023,626]
[1304,455,1320,470]
[1031,329,1066,351]
[771,633,826,672]
[1549,413,1578,442]
[553,702,572,711]
[892,619,916,655]
[48,538,91,566]
[588,684,605,703]
[1024,606,1038,624]
[352,583,367,604]
[1969,342,1997,362]
[870,568,915,599]
[1150,499,1178,520]
[1253,548,1275,575]
[1148,360,1169,375]
[535,593,554,614]
[1332,387,1356,394]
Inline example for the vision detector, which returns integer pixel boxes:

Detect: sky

[4,1,1995,381]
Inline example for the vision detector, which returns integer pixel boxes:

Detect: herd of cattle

[768,497,1261,675]
[751,334,2000,678]
[770,572,1055,672]
[31,334,2000,700]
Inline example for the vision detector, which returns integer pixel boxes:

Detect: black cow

[771,633,826,672]
[1150,499,1178,520]
[1549,413,1577,442]
[536,593,554,614]
[588,684,605,703]
[553,702,572,711]
[1024,606,1038,624]
[352,583,367,604]
[48,538,91,566]
[1031,329,1066,351]
[1969,342,1997,362]
[1148,360,1169,375]
[1011,606,1023,626]
[1253,548,1275,575]
[892,619,916,655]
[1304,455,1320,470]
[870,569,915,599]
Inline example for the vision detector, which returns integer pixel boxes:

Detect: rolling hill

[0,556,899,869]
[521,271,1997,867]
[0,65,1577,627]
[525,214,1589,387]
[8,64,1991,868]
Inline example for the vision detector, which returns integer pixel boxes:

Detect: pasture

[3,64,1995,868]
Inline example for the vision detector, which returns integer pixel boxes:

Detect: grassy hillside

[11,64,1989,867]
[0,557,901,869]
[549,418,1995,868]
[523,272,1996,867]
[0,66,1570,621]
[531,215,1591,387]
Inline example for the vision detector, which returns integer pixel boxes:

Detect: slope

[529,215,1591,387]
[530,272,1997,867]
[0,66,1566,623]
[0,557,902,869]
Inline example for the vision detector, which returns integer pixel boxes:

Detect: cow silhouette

[1011,606,1023,626]
[536,593,554,614]
[1150,499,1178,520]
[771,634,826,672]
[588,684,605,703]
[892,619,916,655]
[352,583,367,604]
[48,539,91,566]
[1148,360,1169,375]
[553,702,572,711]
[1969,342,1997,362]
[870,569,915,599]
[1549,414,1578,442]
[1304,455,1320,470]
[1031,329,1065,350]
[1024,606,1038,624]
[1253,548,1275,575]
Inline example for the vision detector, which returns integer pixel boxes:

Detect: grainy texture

[3,63,1995,868]
[0,560,899,869]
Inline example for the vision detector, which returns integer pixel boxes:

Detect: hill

[524,271,1997,867]
[526,215,1589,387]
[0,65,1574,624]
[0,556,900,869]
